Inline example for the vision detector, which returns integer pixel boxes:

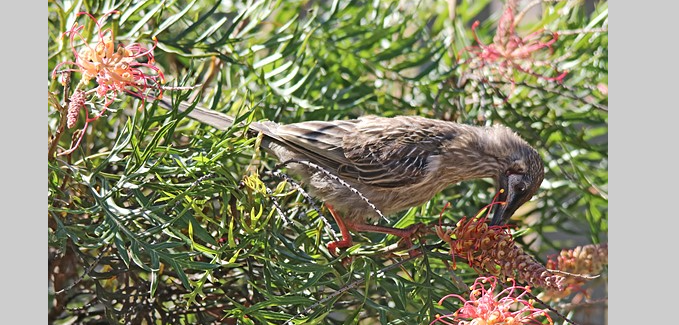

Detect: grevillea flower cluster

[541,243,608,301]
[437,216,564,292]
[430,276,553,325]
[51,11,164,155]
[459,0,567,93]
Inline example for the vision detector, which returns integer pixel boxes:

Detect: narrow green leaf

[123,1,164,39]
[253,52,283,69]
[114,236,130,268]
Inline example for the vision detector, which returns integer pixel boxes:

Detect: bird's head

[490,145,544,226]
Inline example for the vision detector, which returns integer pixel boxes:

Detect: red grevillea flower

[431,276,553,325]
[51,11,164,155]
[436,194,565,292]
[459,0,567,93]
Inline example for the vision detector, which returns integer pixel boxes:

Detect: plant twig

[54,243,112,295]
[48,91,68,161]
[266,169,339,243]
[277,159,386,222]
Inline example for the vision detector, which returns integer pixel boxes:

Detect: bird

[160,99,545,254]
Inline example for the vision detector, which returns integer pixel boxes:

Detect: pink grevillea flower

[51,11,164,155]
[430,276,553,325]
[459,0,567,94]
[52,11,165,106]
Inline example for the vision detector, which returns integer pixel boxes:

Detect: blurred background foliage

[48,0,607,324]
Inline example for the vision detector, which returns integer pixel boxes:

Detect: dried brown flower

[541,243,608,301]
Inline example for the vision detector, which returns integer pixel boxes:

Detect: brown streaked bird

[162,100,544,254]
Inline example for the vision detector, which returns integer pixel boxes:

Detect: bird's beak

[490,174,522,226]
[490,191,508,226]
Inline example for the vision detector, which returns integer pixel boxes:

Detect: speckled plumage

[166,101,544,252]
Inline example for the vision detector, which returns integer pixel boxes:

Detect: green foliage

[48,0,607,324]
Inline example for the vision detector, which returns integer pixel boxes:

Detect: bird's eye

[506,169,524,176]
[514,184,526,193]
[506,165,526,176]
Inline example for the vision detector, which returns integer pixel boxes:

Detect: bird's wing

[340,116,458,187]
[275,116,458,188]
[271,120,359,170]
[162,100,461,188]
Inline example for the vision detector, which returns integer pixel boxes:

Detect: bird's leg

[346,223,426,238]
[347,223,428,256]
[325,204,355,256]
[325,203,429,256]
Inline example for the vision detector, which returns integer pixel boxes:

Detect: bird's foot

[325,204,356,258]
[327,238,353,257]
[394,223,434,257]
[326,239,356,267]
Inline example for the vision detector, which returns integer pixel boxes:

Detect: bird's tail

[156,98,286,156]
[158,98,236,130]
